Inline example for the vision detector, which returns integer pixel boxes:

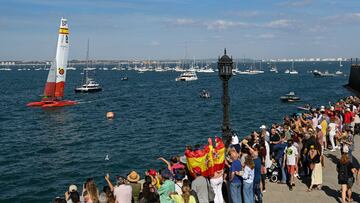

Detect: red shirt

[344,112,354,124]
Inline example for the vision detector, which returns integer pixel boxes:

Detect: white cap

[316,125,322,130]
[259,125,266,129]
[346,108,351,111]
[69,184,77,192]
[330,106,335,111]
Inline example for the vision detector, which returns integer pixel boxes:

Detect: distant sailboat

[285,60,298,74]
[27,18,77,108]
[75,40,102,93]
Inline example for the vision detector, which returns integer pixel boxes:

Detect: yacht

[75,40,102,93]
[175,71,198,81]
[285,61,298,74]
[313,70,335,77]
[75,79,102,92]
[280,92,300,102]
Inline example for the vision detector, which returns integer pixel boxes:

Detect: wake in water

[76,97,110,104]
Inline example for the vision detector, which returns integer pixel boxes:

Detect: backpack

[338,163,349,182]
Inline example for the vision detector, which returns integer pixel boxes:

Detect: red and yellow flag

[185,137,225,178]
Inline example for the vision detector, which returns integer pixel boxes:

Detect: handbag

[206,178,215,202]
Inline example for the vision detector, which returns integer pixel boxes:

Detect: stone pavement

[263,137,360,203]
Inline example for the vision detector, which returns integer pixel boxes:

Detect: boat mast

[84,39,90,84]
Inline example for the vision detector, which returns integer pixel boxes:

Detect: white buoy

[105,154,109,161]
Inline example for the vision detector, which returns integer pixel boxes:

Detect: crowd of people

[53,96,360,203]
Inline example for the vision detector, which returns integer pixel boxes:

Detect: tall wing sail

[54,18,70,98]
[43,59,57,98]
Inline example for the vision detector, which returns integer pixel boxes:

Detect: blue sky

[1,0,360,60]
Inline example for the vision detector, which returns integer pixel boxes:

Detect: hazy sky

[1,0,360,60]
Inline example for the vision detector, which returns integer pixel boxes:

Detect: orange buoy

[106,112,115,119]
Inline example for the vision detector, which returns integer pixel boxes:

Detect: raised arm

[105,174,115,192]
[158,157,172,172]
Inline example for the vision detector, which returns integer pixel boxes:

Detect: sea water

[0,61,351,202]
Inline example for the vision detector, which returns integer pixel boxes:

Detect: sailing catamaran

[27,18,77,108]
[74,40,102,93]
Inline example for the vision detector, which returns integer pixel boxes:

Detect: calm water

[0,61,352,202]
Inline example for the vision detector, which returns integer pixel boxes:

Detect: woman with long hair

[337,153,357,203]
[170,185,196,203]
[307,145,323,191]
[238,155,255,203]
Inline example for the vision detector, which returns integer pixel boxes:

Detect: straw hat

[127,171,140,183]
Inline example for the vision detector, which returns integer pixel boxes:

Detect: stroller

[268,162,280,182]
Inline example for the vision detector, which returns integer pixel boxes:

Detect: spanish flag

[185,137,225,178]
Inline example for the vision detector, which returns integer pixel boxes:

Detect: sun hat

[161,169,173,179]
[179,156,187,164]
[127,171,140,183]
[68,184,77,192]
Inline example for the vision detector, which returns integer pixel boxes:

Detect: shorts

[287,165,296,175]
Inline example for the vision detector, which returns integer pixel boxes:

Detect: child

[283,139,298,191]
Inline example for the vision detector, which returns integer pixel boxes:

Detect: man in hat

[127,171,141,203]
[157,169,175,203]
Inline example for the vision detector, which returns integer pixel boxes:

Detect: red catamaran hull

[27,100,77,108]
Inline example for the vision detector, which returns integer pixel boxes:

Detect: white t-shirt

[242,165,254,184]
[328,123,337,136]
[284,145,298,166]
[114,184,132,203]
[175,182,183,195]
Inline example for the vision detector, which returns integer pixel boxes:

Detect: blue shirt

[253,157,261,184]
[230,159,242,183]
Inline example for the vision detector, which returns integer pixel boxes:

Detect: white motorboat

[75,79,102,92]
[175,71,198,81]
[335,70,343,75]
[280,92,300,102]
[313,70,335,77]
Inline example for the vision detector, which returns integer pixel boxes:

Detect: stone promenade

[263,138,360,203]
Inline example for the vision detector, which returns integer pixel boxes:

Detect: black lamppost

[218,49,233,148]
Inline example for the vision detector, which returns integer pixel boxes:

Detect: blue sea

[0,61,352,202]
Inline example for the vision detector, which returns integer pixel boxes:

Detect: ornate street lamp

[218,49,233,147]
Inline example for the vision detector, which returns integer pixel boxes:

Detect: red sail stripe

[43,82,56,98]
[54,81,65,98]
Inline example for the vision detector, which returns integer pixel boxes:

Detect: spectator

[229,149,242,203]
[158,169,175,203]
[337,153,357,203]
[127,171,142,203]
[283,140,298,191]
[105,174,132,203]
[191,167,209,203]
